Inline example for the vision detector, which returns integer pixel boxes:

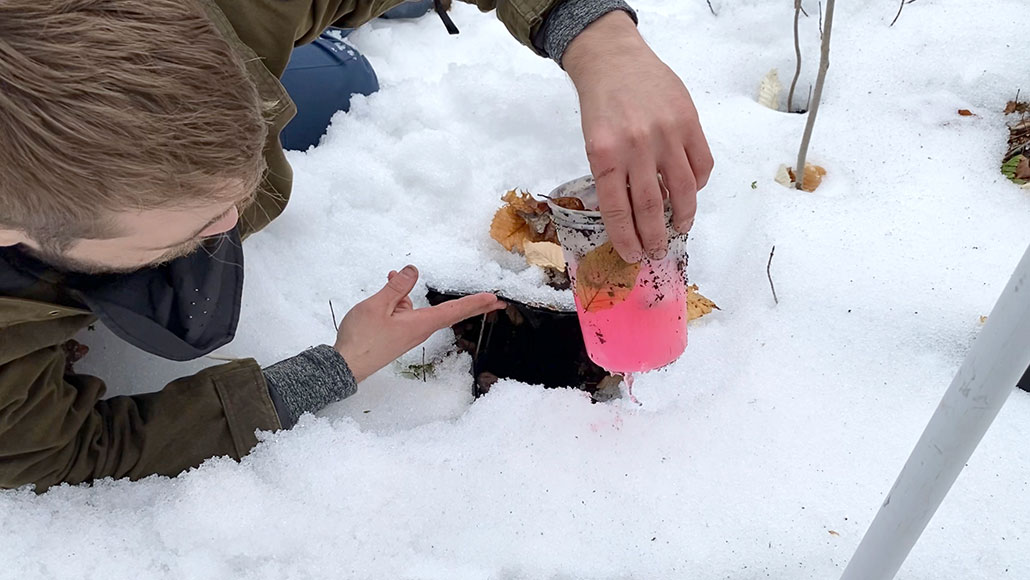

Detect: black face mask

[0,229,245,362]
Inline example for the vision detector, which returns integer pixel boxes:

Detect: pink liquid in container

[548,176,688,375]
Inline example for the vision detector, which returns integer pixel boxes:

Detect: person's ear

[0,230,28,247]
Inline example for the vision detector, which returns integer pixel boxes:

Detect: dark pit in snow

[427,288,617,399]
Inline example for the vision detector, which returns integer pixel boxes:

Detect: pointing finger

[420,293,505,331]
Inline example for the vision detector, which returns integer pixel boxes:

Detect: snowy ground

[4,1,1030,578]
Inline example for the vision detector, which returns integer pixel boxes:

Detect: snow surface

[7,1,1030,578]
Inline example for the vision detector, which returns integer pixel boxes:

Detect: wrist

[333,341,372,383]
[563,11,645,83]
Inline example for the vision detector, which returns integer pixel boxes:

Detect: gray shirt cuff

[262,344,358,429]
[534,0,638,68]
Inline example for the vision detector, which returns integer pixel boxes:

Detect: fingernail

[401,265,417,277]
[650,249,668,261]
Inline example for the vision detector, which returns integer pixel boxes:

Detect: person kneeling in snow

[0,0,713,491]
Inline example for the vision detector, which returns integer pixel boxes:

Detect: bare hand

[333,266,505,382]
[563,12,714,263]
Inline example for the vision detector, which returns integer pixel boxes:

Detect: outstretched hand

[333,266,505,383]
[563,11,714,263]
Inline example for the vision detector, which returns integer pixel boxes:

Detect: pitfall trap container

[547,176,689,374]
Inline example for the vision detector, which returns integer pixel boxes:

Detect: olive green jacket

[0,0,561,491]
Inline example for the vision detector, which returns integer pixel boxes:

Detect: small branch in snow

[818,1,823,39]
[706,0,717,16]
[473,313,488,365]
[890,0,916,28]
[329,300,339,331]
[795,0,836,190]
[767,246,779,305]
[788,0,803,113]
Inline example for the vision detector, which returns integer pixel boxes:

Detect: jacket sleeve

[0,311,281,492]
[211,0,564,79]
[451,0,563,56]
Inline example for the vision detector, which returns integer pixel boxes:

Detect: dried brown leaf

[490,189,551,253]
[774,164,794,188]
[575,241,641,313]
[503,188,549,215]
[787,163,828,192]
[1005,100,1029,115]
[687,284,720,321]
[828,530,840,537]
[551,196,586,211]
[957,109,975,117]
[1016,156,1030,181]
[490,205,532,253]
[524,241,566,270]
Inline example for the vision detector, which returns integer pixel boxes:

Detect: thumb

[374,265,419,311]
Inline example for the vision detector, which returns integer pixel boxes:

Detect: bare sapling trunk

[787,0,803,113]
[795,0,836,190]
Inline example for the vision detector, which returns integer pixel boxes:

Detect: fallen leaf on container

[979,315,988,324]
[490,189,552,253]
[576,241,641,313]
[687,284,720,321]
[551,196,586,211]
[524,241,566,270]
[758,68,782,111]
[517,209,553,238]
[490,205,532,252]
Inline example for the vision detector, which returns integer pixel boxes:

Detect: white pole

[840,243,1030,580]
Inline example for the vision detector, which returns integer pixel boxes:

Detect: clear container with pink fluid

[547,176,689,375]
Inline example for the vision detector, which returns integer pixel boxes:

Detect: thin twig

[889,0,904,27]
[795,0,836,190]
[329,300,339,331]
[706,0,716,16]
[800,3,809,17]
[818,1,823,39]
[473,313,488,365]
[787,0,803,113]
[890,0,915,27]
[767,246,779,305]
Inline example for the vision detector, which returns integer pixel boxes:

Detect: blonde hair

[0,0,268,248]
